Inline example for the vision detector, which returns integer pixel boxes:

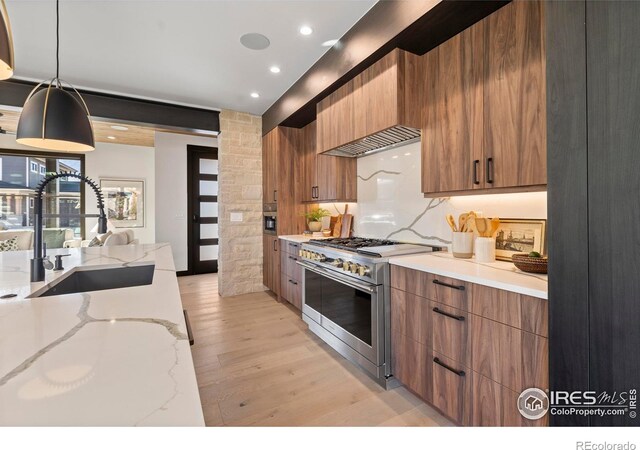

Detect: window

[0,152,84,243]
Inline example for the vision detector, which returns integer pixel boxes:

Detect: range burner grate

[308,237,400,251]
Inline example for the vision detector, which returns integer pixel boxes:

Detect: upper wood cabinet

[316,49,423,154]
[300,120,357,202]
[483,0,546,189]
[422,0,546,196]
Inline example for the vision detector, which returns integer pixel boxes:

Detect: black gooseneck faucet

[31,172,107,282]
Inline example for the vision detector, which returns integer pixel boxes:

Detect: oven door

[299,261,383,365]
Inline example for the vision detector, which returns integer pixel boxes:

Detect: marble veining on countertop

[389,251,548,300]
[278,234,330,243]
[0,244,204,426]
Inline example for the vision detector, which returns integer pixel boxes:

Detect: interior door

[188,146,219,275]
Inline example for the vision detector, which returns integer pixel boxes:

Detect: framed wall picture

[99,179,145,228]
[494,218,547,261]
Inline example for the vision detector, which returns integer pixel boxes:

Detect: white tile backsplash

[340,141,547,249]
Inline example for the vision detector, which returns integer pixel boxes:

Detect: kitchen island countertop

[0,244,204,426]
[389,251,548,300]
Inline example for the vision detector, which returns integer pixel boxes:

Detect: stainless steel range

[296,237,443,387]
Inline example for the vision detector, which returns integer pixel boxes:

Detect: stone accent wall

[218,110,264,296]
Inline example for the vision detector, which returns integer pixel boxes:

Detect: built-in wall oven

[263,203,277,235]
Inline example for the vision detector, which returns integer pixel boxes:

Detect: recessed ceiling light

[269,66,281,74]
[250,92,260,98]
[299,25,313,36]
[322,39,338,47]
[107,136,116,140]
[110,125,128,131]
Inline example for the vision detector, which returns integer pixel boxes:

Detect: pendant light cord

[56,0,59,82]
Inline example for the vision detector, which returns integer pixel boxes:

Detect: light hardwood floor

[178,274,453,426]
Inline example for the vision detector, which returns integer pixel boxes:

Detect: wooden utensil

[459,213,468,232]
[333,214,342,237]
[446,214,458,232]
[489,217,500,237]
[474,217,489,237]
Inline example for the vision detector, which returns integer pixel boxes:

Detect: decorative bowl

[511,253,548,274]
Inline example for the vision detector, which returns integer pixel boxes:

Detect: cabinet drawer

[390,265,432,297]
[431,302,470,366]
[429,275,469,311]
[280,272,302,310]
[471,283,522,328]
[281,239,301,256]
[472,372,503,426]
[281,252,302,280]
[431,351,472,425]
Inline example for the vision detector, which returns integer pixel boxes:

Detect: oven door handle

[296,260,377,293]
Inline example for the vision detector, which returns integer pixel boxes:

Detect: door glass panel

[304,269,323,320]
[199,180,218,196]
[321,277,372,345]
[199,159,218,175]
[200,245,218,261]
[200,223,218,239]
[200,202,218,218]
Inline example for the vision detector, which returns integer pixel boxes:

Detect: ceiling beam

[0,79,219,135]
[263,0,509,134]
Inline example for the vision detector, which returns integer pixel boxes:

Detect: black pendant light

[17,0,94,152]
[0,0,14,80]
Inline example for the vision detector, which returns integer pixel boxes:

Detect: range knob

[299,249,304,257]
[342,261,350,271]
[349,263,359,274]
[316,253,326,262]
[358,265,371,277]
[332,258,343,267]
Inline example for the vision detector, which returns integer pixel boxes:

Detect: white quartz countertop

[0,244,204,426]
[278,234,329,243]
[389,252,548,300]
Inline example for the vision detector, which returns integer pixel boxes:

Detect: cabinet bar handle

[434,357,465,377]
[486,158,493,184]
[288,255,296,260]
[432,279,465,291]
[473,160,480,185]
[288,279,298,286]
[273,240,277,251]
[183,310,194,346]
[273,190,278,201]
[433,307,465,321]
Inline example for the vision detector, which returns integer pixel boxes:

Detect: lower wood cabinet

[263,235,280,295]
[278,239,303,310]
[390,267,549,426]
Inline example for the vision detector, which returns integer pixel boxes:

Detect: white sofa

[0,229,75,251]
[64,229,139,248]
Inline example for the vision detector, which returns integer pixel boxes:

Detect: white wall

[320,141,547,250]
[84,142,156,244]
[154,131,217,272]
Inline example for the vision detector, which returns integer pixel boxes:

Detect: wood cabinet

[422,0,546,196]
[299,120,357,203]
[390,265,549,426]
[279,239,303,310]
[263,235,280,295]
[316,49,423,154]
[422,22,484,194]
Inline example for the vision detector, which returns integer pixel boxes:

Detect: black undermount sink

[29,263,155,298]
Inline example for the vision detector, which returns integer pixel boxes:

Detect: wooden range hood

[316,48,424,158]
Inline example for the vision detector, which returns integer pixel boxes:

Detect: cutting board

[340,214,353,238]
[332,215,342,237]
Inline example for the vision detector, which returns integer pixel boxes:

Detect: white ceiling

[5,0,376,115]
